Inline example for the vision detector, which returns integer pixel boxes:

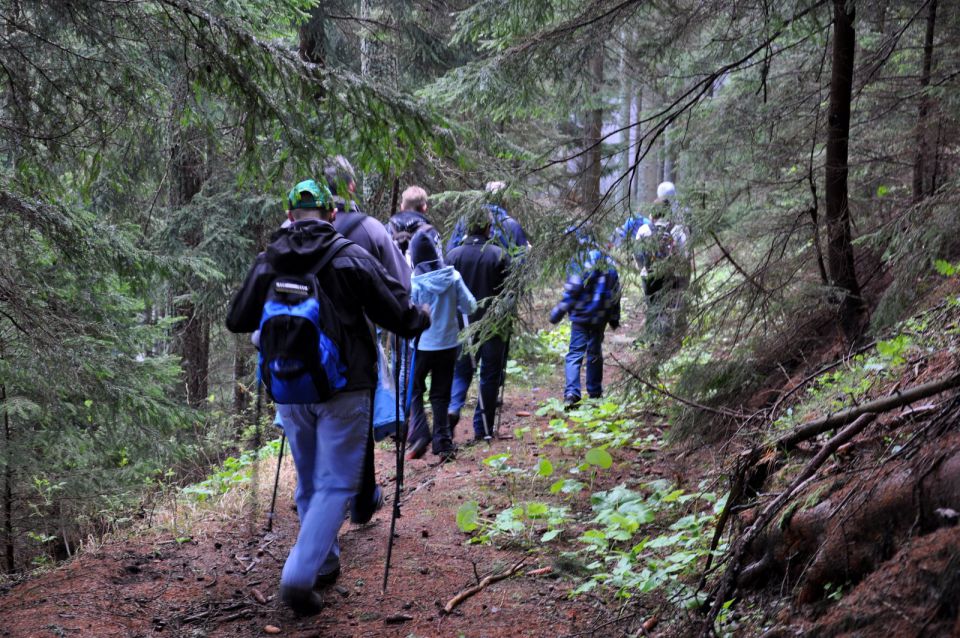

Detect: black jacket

[447,234,510,323]
[226,219,430,392]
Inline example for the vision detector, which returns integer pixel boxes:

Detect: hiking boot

[563,395,580,411]
[280,585,323,616]
[350,485,383,525]
[405,437,429,460]
[434,444,458,463]
[447,411,460,430]
[314,565,341,588]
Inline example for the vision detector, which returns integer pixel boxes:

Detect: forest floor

[0,389,595,638]
[4,296,960,637]
[0,314,693,638]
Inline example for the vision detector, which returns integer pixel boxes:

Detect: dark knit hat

[409,225,443,274]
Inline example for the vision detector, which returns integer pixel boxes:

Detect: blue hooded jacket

[411,266,477,351]
[549,249,621,328]
[408,227,477,351]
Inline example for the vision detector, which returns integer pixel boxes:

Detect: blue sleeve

[410,279,421,306]
[550,270,586,323]
[446,219,465,253]
[510,219,528,247]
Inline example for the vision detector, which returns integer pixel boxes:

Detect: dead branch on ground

[443,560,526,614]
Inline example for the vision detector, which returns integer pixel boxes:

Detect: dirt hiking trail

[0,382,652,638]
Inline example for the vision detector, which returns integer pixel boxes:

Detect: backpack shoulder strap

[310,237,354,276]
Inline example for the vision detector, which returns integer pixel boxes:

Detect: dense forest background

[1,0,958,621]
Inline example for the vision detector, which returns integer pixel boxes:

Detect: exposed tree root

[700,376,960,635]
[742,434,960,604]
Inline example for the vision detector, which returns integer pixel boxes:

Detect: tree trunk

[2,379,14,573]
[170,79,209,408]
[912,0,937,202]
[824,0,863,341]
[298,6,326,102]
[233,333,251,416]
[582,49,604,211]
[640,86,659,202]
[618,38,634,208]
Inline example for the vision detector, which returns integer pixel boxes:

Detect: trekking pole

[494,328,512,438]
[383,334,406,593]
[266,431,285,532]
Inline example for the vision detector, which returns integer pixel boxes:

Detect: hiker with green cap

[226,178,430,616]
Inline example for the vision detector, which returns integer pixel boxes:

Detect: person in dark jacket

[406,226,477,460]
[324,156,412,289]
[226,179,430,616]
[446,212,511,440]
[549,241,621,409]
[387,185,432,256]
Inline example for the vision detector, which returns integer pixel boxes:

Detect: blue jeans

[564,324,605,400]
[276,390,371,591]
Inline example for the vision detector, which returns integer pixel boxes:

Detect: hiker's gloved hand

[548,306,564,324]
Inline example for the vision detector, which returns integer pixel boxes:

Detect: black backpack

[387,212,428,253]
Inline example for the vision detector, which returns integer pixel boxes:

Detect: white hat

[656,181,676,200]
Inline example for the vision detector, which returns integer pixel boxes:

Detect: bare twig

[443,560,526,614]
[611,354,746,420]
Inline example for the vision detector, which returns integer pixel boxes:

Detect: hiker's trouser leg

[584,327,605,398]
[408,350,432,446]
[277,390,370,591]
[472,336,505,439]
[448,345,474,415]
[426,347,457,452]
[564,325,588,400]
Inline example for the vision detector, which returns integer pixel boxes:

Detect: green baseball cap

[287,179,333,210]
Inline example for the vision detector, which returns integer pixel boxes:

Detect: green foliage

[181,438,282,503]
[585,448,613,469]
[535,398,648,449]
[934,259,959,277]
[573,483,726,606]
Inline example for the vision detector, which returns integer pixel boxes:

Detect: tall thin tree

[824,0,864,341]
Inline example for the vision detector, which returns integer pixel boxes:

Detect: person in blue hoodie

[549,235,622,409]
[407,226,477,460]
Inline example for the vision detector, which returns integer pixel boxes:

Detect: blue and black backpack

[258,238,352,404]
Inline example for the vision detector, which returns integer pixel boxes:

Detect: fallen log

[443,560,525,614]
[776,372,960,451]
